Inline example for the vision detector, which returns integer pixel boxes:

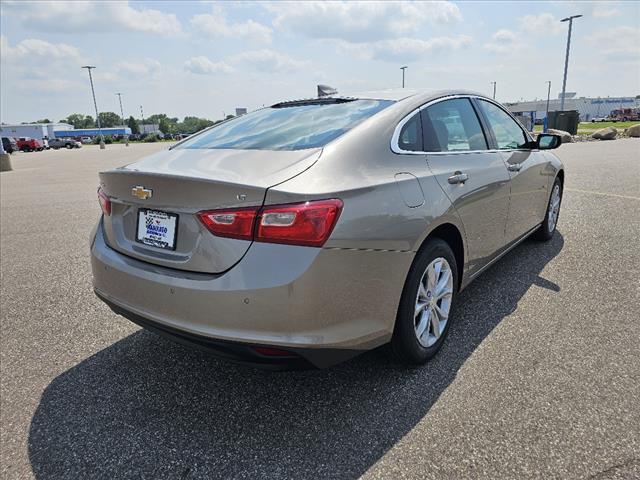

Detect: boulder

[591,127,617,140]
[547,129,573,143]
[625,124,640,138]
[0,153,12,172]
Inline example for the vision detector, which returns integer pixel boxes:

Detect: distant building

[0,123,72,141]
[139,124,160,135]
[53,127,131,138]
[235,108,247,116]
[507,96,640,122]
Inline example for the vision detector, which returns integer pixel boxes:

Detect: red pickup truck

[17,137,44,152]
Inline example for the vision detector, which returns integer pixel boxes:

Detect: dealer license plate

[136,209,178,250]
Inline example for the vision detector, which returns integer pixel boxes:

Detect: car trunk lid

[99,147,321,273]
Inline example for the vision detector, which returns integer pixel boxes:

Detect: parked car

[17,137,43,152]
[49,138,82,149]
[80,137,93,144]
[91,90,564,369]
[590,117,607,123]
[2,136,18,153]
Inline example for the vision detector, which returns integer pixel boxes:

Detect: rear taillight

[256,199,343,247]
[197,199,343,247]
[97,188,111,216]
[197,207,259,241]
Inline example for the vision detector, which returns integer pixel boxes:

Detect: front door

[475,99,550,242]
[420,98,511,276]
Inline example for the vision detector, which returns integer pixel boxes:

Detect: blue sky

[1,1,638,123]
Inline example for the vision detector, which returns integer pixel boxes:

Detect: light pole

[81,65,105,149]
[545,81,552,132]
[559,14,582,111]
[140,105,145,135]
[400,66,407,88]
[116,93,129,146]
[116,93,125,127]
[491,81,496,100]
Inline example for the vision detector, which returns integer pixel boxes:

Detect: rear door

[475,99,550,243]
[420,97,511,275]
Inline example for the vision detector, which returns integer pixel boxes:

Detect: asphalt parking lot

[1,140,639,479]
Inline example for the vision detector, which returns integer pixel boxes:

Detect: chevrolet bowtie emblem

[131,185,153,200]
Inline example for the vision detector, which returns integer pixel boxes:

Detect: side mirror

[536,133,562,150]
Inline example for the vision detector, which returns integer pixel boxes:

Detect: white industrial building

[506,95,640,122]
[0,123,73,141]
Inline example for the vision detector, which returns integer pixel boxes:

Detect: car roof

[271,88,490,107]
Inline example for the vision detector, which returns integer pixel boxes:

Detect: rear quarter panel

[265,102,466,255]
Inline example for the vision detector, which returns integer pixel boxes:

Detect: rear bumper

[91,219,413,368]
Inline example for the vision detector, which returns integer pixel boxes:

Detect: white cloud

[339,35,473,62]
[266,1,461,42]
[518,13,563,36]
[484,29,525,54]
[1,36,86,94]
[2,1,181,36]
[191,12,272,43]
[1,35,82,61]
[184,56,235,75]
[592,2,621,18]
[1,35,80,60]
[231,49,308,73]
[588,26,640,59]
[115,59,162,78]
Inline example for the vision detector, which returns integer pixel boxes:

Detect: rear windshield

[176,99,393,151]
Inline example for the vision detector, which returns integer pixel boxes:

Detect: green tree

[35,119,52,124]
[158,117,172,134]
[98,112,121,128]
[178,116,214,134]
[127,116,140,134]
[60,114,95,129]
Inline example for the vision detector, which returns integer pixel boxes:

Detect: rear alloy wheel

[533,177,562,241]
[391,238,458,364]
[414,257,453,348]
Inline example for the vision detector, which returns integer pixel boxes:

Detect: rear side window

[421,98,488,152]
[477,99,528,149]
[176,99,393,151]
[398,112,423,151]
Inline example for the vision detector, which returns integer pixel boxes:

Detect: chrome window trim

[390,94,532,155]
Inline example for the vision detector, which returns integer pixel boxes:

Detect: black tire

[533,176,563,241]
[391,238,459,365]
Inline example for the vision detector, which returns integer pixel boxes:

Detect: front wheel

[391,239,458,365]
[533,177,562,241]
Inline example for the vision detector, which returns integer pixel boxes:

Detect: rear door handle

[448,172,469,184]
[508,164,522,172]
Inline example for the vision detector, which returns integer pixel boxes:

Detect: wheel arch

[416,222,465,290]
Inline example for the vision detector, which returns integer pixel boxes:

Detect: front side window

[398,112,423,151]
[421,98,488,152]
[176,99,393,151]
[477,100,528,150]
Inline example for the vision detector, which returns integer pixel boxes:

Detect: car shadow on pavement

[28,233,563,480]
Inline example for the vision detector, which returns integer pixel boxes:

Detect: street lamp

[400,66,408,88]
[140,105,145,135]
[491,81,496,100]
[116,93,129,146]
[545,81,552,132]
[559,14,582,111]
[81,65,105,149]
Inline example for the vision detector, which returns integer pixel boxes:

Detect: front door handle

[508,164,522,172]
[448,172,469,184]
